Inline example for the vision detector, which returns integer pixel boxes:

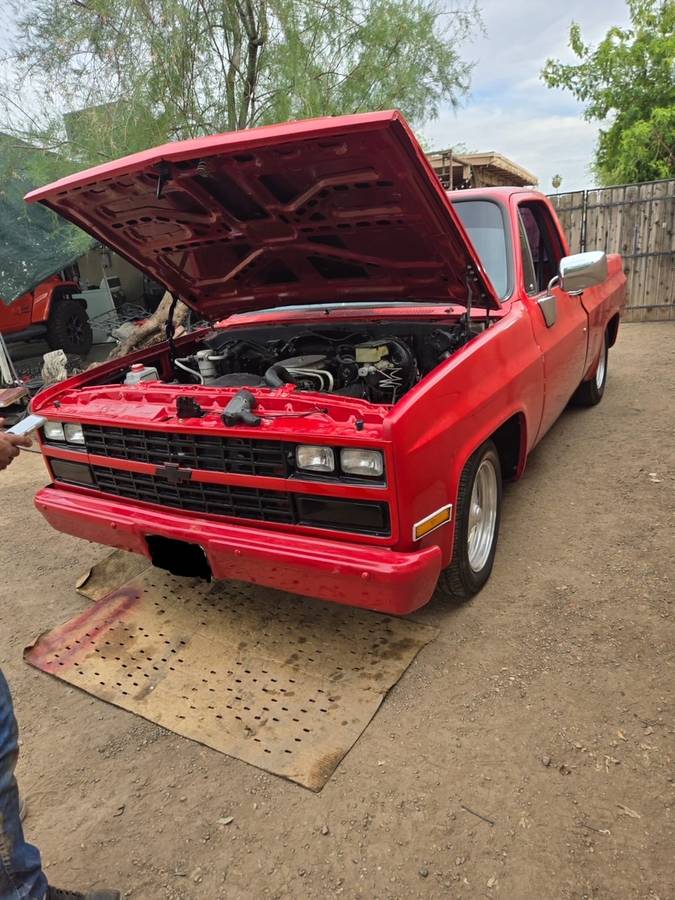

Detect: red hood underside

[25,111,500,320]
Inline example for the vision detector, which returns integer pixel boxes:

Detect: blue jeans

[0,669,47,900]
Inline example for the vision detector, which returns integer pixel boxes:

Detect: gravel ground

[1,321,673,900]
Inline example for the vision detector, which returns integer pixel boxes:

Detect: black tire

[572,330,608,407]
[436,440,502,602]
[46,299,93,355]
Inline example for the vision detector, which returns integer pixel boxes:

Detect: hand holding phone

[0,415,46,470]
[4,414,46,437]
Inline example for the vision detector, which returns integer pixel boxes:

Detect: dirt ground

[1,321,673,900]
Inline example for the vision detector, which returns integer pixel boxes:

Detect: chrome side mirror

[559,251,608,294]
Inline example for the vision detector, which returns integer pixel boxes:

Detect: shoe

[46,888,121,900]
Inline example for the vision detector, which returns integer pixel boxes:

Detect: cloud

[423,0,632,192]
[423,104,599,191]
[1,0,631,194]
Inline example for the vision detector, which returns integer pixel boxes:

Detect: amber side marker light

[413,504,453,541]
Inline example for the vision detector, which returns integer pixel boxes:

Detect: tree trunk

[107,292,190,360]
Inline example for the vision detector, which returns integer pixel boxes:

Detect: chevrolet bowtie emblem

[155,462,192,484]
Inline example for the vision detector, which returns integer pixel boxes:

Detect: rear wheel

[46,299,93,355]
[436,440,502,602]
[572,330,608,407]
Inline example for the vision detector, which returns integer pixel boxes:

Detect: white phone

[5,414,47,436]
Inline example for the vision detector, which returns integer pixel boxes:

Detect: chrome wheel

[595,345,606,390]
[467,458,499,573]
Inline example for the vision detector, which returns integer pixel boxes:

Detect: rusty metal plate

[26,569,437,790]
[75,549,151,602]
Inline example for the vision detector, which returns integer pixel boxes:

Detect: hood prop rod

[166,292,180,372]
[156,162,171,199]
[462,268,474,342]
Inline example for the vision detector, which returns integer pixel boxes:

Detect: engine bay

[165,319,482,405]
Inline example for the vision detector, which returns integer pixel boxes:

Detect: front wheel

[572,330,608,407]
[436,440,502,602]
[47,299,93,356]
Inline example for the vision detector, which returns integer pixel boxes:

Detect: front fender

[387,303,541,565]
[30,278,80,324]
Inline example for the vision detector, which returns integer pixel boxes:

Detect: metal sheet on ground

[75,549,151,601]
[25,569,437,790]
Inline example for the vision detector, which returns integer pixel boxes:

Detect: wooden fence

[548,179,674,323]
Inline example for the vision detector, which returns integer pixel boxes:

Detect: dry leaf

[604,755,620,772]
[617,804,641,819]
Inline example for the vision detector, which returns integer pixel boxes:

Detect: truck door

[518,199,587,441]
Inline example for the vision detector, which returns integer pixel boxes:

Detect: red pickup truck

[26,111,626,614]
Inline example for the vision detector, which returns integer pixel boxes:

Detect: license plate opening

[146,535,212,581]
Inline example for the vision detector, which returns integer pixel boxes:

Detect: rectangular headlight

[340,448,384,478]
[296,445,335,473]
[43,421,65,442]
[63,422,85,445]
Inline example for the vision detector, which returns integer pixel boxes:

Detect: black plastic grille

[82,424,290,477]
[90,466,296,524]
[59,465,391,534]
[51,461,391,535]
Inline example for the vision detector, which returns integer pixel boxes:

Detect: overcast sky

[421,0,631,192]
[1,0,630,192]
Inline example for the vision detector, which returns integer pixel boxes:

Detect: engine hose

[387,338,417,391]
[174,358,204,383]
[263,363,294,388]
[285,368,334,392]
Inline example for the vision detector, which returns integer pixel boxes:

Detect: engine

[170,322,472,404]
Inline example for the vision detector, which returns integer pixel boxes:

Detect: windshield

[453,199,511,299]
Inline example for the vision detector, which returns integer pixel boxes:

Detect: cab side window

[518,201,564,294]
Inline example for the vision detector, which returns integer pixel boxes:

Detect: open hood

[25,111,500,320]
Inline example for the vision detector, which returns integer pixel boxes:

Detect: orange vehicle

[0,273,93,355]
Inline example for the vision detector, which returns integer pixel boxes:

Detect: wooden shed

[427,150,538,190]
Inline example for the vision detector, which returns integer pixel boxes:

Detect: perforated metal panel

[26,569,437,790]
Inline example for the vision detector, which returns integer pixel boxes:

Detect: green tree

[0,0,481,175]
[541,0,675,185]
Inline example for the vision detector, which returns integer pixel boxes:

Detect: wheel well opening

[607,313,620,347]
[50,287,85,307]
[491,414,524,481]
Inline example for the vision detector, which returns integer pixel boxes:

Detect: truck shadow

[419,399,601,625]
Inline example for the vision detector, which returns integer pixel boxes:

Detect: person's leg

[0,668,47,900]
